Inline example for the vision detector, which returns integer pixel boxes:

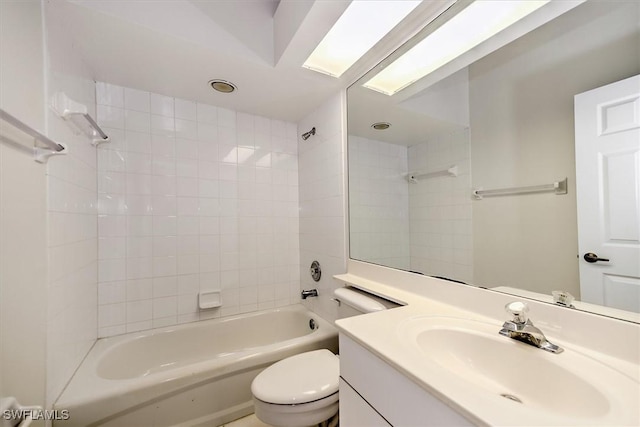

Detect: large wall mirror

[347,0,640,321]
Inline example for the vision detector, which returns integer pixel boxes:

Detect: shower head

[301,127,316,141]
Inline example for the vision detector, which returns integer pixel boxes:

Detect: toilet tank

[334,287,401,318]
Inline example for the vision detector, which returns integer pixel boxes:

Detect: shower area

[348,127,473,284]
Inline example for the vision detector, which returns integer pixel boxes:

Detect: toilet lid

[252,349,339,405]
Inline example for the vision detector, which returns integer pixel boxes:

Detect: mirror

[347,0,640,321]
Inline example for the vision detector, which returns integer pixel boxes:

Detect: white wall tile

[153,296,178,318]
[178,294,198,315]
[98,281,126,305]
[126,299,152,323]
[126,257,153,280]
[177,197,199,216]
[151,115,175,136]
[97,82,300,336]
[151,175,176,196]
[349,135,410,270]
[298,94,347,323]
[98,303,126,327]
[97,105,125,129]
[127,320,152,333]
[125,110,151,133]
[150,93,174,117]
[199,160,219,180]
[176,139,199,160]
[99,258,126,282]
[178,274,200,294]
[197,103,217,125]
[153,276,177,298]
[176,118,198,140]
[217,108,236,128]
[197,122,217,142]
[97,82,124,108]
[153,316,177,328]
[127,278,153,301]
[126,130,151,154]
[407,128,472,282]
[124,88,150,112]
[175,99,197,121]
[152,155,176,176]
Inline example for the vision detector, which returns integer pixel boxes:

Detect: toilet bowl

[251,287,396,427]
[251,350,339,427]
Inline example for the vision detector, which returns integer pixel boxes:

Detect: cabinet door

[340,378,391,427]
[339,334,474,426]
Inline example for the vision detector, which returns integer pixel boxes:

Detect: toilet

[251,287,393,427]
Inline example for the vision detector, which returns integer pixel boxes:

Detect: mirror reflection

[347,0,640,320]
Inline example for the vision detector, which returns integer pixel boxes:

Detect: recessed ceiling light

[208,79,237,93]
[371,122,391,130]
[303,1,422,77]
[364,0,550,95]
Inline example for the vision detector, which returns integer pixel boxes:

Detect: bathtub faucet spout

[301,289,318,299]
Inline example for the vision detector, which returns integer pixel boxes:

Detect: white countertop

[333,270,640,427]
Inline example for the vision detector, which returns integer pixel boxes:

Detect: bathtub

[54,305,338,427]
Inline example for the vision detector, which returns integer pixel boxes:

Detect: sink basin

[398,316,639,424]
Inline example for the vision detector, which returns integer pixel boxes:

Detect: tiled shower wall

[408,128,473,284]
[96,83,300,337]
[348,135,410,270]
[298,93,347,323]
[45,0,99,403]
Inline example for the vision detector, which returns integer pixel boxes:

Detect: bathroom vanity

[333,262,640,427]
[340,334,471,426]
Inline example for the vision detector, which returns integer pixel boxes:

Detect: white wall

[348,135,409,270]
[96,83,301,337]
[44,0,99,403]
[0,0,48,414]
[408,128,473,284]
[469,0,640,296]
[298,94,347,323]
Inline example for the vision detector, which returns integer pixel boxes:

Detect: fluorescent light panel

[364,0,550,95]
[303,0,422,77]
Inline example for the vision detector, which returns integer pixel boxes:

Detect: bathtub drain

[309,319,317,330]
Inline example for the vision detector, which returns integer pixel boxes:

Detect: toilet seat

[252,349,339,405]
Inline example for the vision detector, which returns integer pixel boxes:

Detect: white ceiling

[49,0,446,123]
[347,67,469,147]
[48,0,344,122]
[49,0,461,123]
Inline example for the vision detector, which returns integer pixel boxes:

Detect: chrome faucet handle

[505,301,529,324]
[500,301,564,354]
[552,290,575,308]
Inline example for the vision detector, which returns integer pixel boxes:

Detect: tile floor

[220,414,271,427]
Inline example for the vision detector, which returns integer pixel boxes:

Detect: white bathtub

[54,305,338,427]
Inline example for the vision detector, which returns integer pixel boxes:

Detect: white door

[575,74,640,312]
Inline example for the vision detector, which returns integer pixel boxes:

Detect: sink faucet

[499,301,563,354]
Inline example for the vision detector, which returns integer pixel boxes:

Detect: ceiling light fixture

[303,0,422,78]
[371,122,391,130]
[208,79,237,93]
[363,0,550,95]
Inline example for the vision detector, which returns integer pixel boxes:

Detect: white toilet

[250,287,392,427]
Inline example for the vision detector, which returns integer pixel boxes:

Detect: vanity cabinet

[340,378,390,426]
[339,334,473,427]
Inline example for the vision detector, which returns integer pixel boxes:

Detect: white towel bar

[0,108,67,163]
[472,177,568,200]
[406,165,458,183]
[51,92,109,146]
